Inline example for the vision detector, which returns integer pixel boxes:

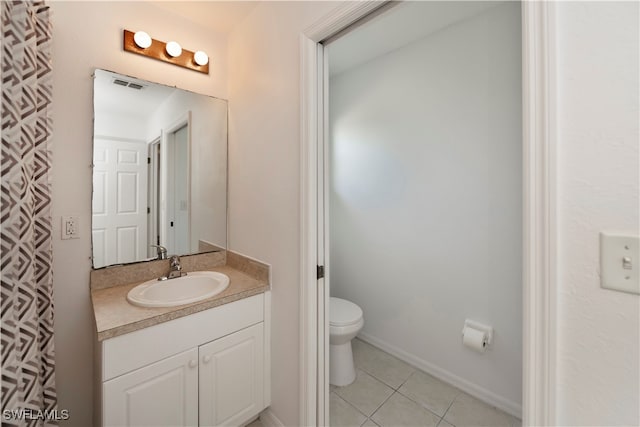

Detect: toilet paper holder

[462,319,493,348]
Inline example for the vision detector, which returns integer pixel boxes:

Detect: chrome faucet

[159,255,185,280]
[151,244,168,260]
[168,255,184,279]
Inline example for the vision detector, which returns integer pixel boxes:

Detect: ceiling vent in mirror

[112,78,145,90]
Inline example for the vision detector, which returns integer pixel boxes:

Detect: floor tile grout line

[354,339,416,390]
[354,344,447,424]
[353,352,415,392]
[372,389,446,427]
[353,367,398,393]
[349,339,516,426]
[440,390,462,423]
[331,390,370,421]
[394,385,452,421]
[335,367,397,422]
[395,366,460,422]
[354,363,410,392]
[394,368,416,391]
[368,389,398,422]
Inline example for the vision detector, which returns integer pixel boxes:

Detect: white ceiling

[151,1,261,34]
[94,69,176,118]
[328,1,503,77]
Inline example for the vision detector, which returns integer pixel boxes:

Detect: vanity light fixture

[133,31,152,49]
[193,51,209,66]
[165,41,182,58]
[123,29,209,74]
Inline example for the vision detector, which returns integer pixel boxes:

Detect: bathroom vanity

[89,70,269,426]
[91,252,271,427]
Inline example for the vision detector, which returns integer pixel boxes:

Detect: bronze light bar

[123,29,209,75]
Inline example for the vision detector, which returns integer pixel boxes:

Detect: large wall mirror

[92,69,227,269]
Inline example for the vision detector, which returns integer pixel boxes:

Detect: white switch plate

[600,231,639,295]
[61,216,80,240]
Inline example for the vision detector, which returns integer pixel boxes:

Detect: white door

[103,348,198,427]
[93,137,148,267]
[199,323,264,427]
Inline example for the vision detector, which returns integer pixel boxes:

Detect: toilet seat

[330,297,363,327]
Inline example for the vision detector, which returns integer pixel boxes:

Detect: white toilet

[329,297,364,386]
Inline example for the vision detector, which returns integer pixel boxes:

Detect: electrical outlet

[62,216,79,240]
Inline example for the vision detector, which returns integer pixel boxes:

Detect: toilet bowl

[329,297,364,386]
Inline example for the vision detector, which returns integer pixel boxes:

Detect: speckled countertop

[90,252,270,341]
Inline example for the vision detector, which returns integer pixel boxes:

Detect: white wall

[146,90,228,252]
[45,1,639,425]
[49,2,227,424]
[226,2,338,425]
[555,2,640,425]
[228,1,639,425]
[329,2,522,411]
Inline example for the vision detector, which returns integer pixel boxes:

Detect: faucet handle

[169,255,181,270]
[151,245,168,260]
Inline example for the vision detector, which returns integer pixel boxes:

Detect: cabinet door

[103,348,198,427]
[199,323,264,427]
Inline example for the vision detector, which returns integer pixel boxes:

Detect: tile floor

[245,418,263,427]
[330,339,521,427]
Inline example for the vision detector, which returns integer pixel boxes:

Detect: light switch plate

[600,231,639,295]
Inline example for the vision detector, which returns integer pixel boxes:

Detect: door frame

[160,112,192,252]
[300,1,557,426]
[147,137,161,257]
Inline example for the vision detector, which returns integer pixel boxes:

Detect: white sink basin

[127,271,230,308]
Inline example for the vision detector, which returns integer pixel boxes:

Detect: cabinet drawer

[102,294,264,381]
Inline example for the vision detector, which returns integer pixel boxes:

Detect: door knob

[188,359,198,369]
[202,355,211,364]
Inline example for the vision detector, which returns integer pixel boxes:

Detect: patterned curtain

[1,1,57,426]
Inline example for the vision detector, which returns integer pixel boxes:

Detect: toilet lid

[330,297,363,326]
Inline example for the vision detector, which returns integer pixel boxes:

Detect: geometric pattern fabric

[1,1,57,425]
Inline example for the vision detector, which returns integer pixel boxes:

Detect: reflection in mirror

[92,69,227,269]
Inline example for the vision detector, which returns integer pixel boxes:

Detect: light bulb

[165,41,182,57]
[194,51,209,66]
[133,31,152,49]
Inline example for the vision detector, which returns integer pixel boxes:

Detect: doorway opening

[166,123,190,255]
[157,113,192,255]
[299,2,557,426]
[323,1,522,425]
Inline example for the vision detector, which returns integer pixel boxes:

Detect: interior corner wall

[329,2,522,411]
[49,2,227,425]
[226,2,340,425]
[555,2,640,425]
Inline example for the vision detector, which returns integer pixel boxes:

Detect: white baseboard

[357,332,522,418]
[259,408,285,427]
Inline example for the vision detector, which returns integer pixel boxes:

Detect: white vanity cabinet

[199,323,264,426]
[97,293,270,427]
[103,348,199,426]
